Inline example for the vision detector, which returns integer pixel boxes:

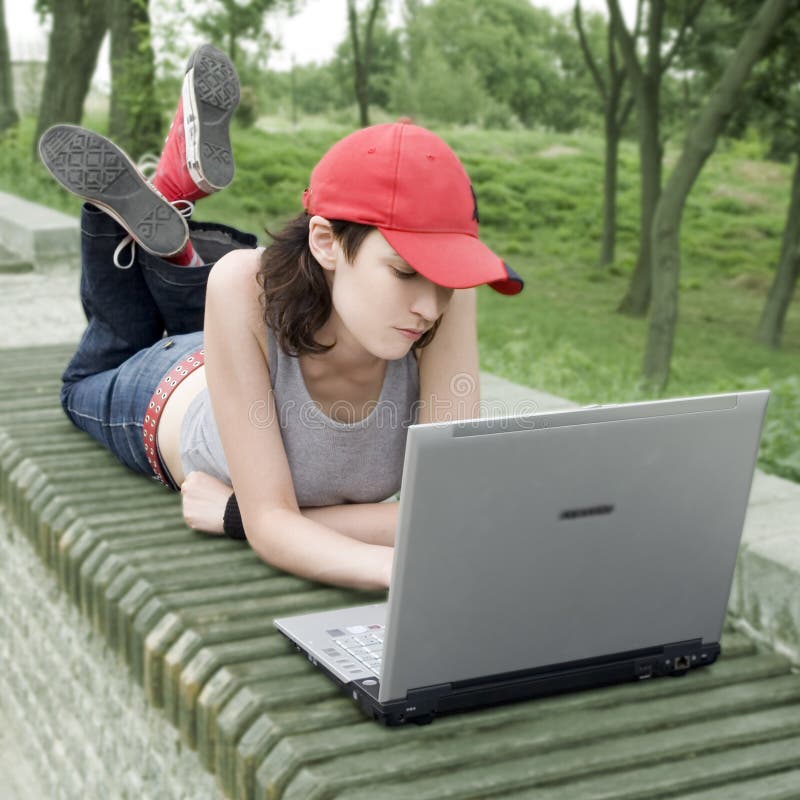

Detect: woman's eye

[391,267,416,280]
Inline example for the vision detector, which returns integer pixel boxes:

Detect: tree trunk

[355,66,369,127]
[576,0,629,269]
[33,0,108,158]
[600,110,619,267]
[347,0,381,128]
[618,76,661,315]
[0,0,18,132]
[347,0,366,126]
[643,0,794,390]
[756,152,800,348]
[607,0,666,316]
[228,27,237,66]
[108,0,161,159]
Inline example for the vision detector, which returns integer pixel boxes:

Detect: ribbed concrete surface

[1,344,799,800]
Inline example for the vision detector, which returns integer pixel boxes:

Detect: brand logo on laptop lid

[559,503,615,520]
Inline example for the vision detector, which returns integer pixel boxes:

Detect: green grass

[2,117,798,482]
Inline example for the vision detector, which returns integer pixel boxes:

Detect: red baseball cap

[302,121,523,295]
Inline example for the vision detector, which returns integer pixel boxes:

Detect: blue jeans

[60,204,257,484]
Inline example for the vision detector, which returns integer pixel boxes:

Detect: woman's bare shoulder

[208,247,263,292]
[206,247,268,357]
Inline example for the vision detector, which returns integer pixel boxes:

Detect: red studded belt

[143,348,206,488]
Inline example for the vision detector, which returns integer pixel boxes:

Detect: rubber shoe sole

[38,125,189,257]
[183,44,240,193]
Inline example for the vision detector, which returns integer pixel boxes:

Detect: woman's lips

[396,327,424,340]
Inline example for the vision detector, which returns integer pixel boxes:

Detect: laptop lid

[378,390,769,703]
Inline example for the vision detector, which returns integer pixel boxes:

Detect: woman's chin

[368,341,413,361]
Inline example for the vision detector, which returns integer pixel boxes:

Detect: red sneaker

[154,44,240,203]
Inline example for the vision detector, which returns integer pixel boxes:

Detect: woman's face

[327,229,454,360]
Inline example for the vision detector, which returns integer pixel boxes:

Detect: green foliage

[394,0,600,131]
[254,0,609,132]
[672,0,800,158]
[332,4,401,112]
[0,119,797,480]
[749,375,800,483]
[234,85,258,128]
[190,0,296,64]
[283,63,348,116]
[389,43,490,126]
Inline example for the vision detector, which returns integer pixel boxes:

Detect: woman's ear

[308,216,338,272]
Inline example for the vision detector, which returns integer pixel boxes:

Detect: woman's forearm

[299,501,399,547]
[180,472,398,550]
[247,507,394,591]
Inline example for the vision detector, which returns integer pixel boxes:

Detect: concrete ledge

[0,192,79,272]
[2,344,799,799]
[480,371,578,416]
[734,485,800,662]
[0,508,224,799]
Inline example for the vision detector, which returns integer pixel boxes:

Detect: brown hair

[257,213,441,356]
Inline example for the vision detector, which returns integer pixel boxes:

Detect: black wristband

[223,492,247,540]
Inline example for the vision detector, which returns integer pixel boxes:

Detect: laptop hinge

[354,639,719,725]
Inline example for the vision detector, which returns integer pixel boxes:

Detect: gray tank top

[179,328,420,507]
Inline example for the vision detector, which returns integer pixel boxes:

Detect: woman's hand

[180,470,233,534]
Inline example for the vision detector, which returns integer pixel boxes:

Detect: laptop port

[636,663,653,680]
[673,655,690,670]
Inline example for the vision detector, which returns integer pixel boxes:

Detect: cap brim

[379,228,524,295]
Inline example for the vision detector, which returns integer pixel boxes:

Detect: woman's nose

[411,281,454,321]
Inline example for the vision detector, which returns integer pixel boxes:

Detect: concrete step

[0,241,33,274]
[0,191,78,272]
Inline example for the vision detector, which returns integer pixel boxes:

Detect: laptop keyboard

[323,624,384,676]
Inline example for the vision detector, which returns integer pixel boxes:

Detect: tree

[667,2,800,348]
[192,0,297,67]
[643,0,797,389]
[608,0,707,316]
[390,39,489,125]
[661,1,800,348]
[741,18,800,347]
[0,0,17,133]
[757,154,800,347]
[347,0,383,127]
[574,0,635,267]
[33,0,109,158]
[333,5,399,116]
[108,0,161,159]
[400,0,576,130]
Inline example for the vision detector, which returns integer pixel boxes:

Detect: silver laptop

[275,390,769,725]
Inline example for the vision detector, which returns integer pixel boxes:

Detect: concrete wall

[0,508,224,800]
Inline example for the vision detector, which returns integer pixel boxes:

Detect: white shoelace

[137,153,159,181]
[112,198,195,270]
